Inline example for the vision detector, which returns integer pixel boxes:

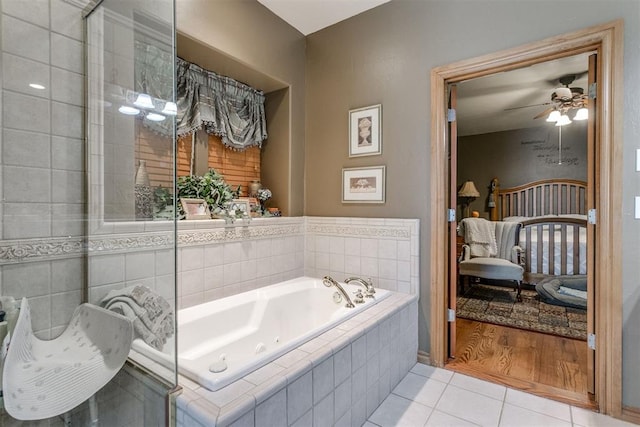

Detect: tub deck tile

[317,326,346,342]
[335,316,364,331]
[186,397,221,427]
[307,343,333,367]
[250,375,287,405]
[216,394,256,427]
[196,378,254,407]
[244,361,286,386]
[298,336,329,354]
[283,359,313,384]
[274,348,308,368]
[329,330,353,353]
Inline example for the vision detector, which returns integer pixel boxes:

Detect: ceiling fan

[532,74,589,121]
[505,74,589,124]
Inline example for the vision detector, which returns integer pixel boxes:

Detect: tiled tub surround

[174,292,418,427]
[305,217,420,295]
[84,216,419,310]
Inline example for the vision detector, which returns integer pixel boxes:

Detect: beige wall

[176,0,306,215]
[458,124,588,219]
[304,0,640,408]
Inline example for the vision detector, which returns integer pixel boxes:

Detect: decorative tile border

[0,237,86,264]
[0,220,304,264]
[0,217,415,264]
[179,223,303,247]
[305,223,411,239]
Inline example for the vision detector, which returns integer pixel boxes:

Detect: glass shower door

[84,0,179,424]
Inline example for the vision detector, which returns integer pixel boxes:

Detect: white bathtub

[132,276,389,391]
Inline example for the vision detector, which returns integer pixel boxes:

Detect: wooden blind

[136,123,174,190]
[176,134,192,178]
[136,125,260,196]
[207,134,260,197]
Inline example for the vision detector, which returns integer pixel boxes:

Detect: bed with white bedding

[506,215,587,279]
[490,178,588,284]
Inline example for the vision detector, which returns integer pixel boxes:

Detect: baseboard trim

[417,351,430,365]
[622,405,640,424]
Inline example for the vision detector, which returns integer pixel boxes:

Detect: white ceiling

[456,53,591,136]
[257,0,391,35]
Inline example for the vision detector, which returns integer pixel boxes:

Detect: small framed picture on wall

[342,166,386,203]
[349,104,382,157]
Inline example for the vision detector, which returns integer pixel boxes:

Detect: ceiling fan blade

[504,101,552,112]
[533,106,555,119]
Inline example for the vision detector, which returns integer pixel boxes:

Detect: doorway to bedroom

[429,20,624,415]
[447,52,592,403]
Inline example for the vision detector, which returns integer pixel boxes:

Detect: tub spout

[322,276,355,308]
[345,277,375,298]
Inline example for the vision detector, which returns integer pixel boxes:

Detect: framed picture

[238,197,260,217]
[224,199,251,217]
[180,198,211,219]
[342,166,386,203]
[349,104,382,157]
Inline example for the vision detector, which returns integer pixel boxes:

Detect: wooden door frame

[429,20,623,416]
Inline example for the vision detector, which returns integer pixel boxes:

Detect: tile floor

[364,363,637,427]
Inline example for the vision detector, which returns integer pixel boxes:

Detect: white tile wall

[305,217,420,295]
[0,0,86,349]
[85,217,420,312]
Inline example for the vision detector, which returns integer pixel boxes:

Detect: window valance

[134,42,268,151]
[176,59,267,150]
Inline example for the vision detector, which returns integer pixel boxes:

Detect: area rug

[456,284,587,340]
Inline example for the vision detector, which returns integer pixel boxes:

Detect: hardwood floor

[447,318,595,409]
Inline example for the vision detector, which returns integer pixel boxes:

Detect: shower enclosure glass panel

[85,0,179,424]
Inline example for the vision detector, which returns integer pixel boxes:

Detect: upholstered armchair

[458,219,524,301]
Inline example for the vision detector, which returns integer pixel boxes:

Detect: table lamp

[458,181,480,218]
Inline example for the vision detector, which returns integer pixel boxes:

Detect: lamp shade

[458,181,480,198]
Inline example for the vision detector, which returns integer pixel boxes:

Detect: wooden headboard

[489,178,588,220]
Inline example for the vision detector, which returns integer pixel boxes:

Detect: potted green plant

[176,169,240,218]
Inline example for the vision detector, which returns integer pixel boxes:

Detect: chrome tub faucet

[323,276,355,308]
[345,277,375,298]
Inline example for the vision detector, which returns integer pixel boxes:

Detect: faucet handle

[353,290,365,304]
[364,277,376,295]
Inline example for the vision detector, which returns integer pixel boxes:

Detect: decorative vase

[249,180,262,197]
[135,160,153,220]
[135,160,150,186]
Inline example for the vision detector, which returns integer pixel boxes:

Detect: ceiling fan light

[546,110,561,122]
[133,93,155,109]
[118,105,140,116]
[146,112,166,122]
[555,114,572,126]
[161,101,177,116]
[574,107,588,121]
